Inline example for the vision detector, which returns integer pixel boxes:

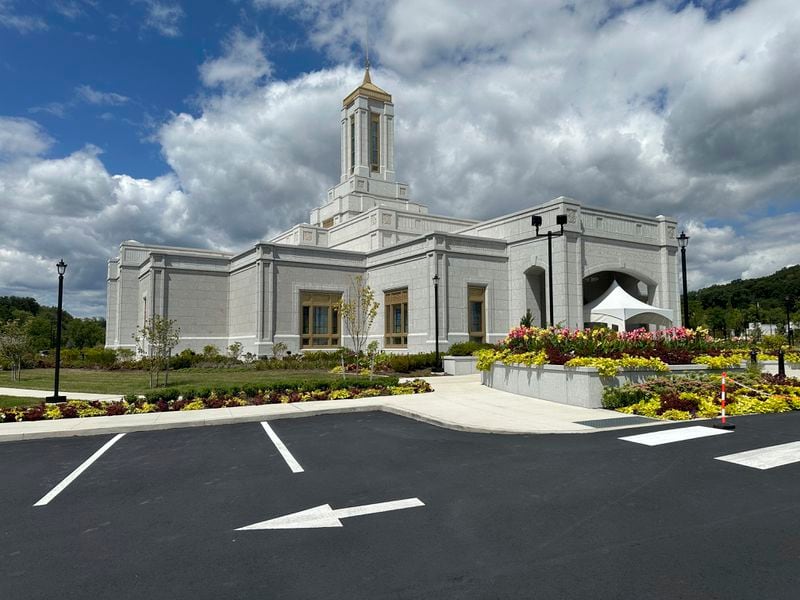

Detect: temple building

[106,68,680,356]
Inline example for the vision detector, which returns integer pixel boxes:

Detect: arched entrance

[582,270,672,331]
[524,266,546,327]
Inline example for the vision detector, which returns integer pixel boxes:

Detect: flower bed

[480,362,731,409]
[487,325,727,366]
[0,377,432,423]
[477,326,752,408]
[604,373,800,420]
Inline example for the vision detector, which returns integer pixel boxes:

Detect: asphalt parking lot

[3,411,800,599]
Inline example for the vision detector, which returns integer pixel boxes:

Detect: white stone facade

[106,69,681,356]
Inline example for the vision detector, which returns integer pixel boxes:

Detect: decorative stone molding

[567,208,577,224]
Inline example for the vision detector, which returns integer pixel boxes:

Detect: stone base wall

[442,356,478,375]
[481,363,745,409]
[759,361,800,378]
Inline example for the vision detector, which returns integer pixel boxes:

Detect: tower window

[350,115,355,173]
[370,113,380,172]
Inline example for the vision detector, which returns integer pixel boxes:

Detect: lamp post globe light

[531,213,567,328]
[677,231,690,329]
[46,259,68,404]
[785,295,795,347]
[432,273,442,373]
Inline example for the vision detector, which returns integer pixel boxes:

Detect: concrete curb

[0,397,673,442]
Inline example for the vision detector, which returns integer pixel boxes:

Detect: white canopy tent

[583,281,674,331]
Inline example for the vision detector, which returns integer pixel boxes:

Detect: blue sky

[1,1,328,178]
[0,0,798,317]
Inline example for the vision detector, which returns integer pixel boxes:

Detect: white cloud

[28,102,68,118]
[76,84,130,106]
[199,30,272,89]
[0,117,53,157]
[0,0,46,33]
[142,0,183,38]
[685,215,800,289]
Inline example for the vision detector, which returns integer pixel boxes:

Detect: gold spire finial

[343,24,391,107]
[364,20,371,81]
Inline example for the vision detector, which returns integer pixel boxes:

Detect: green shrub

[144,388,181,403]
[170,349,196,369]
[602,385,650,409]
[760,334,787,352]
[388,355,410,373]
[386,352,438,373]
[446,341,494,356]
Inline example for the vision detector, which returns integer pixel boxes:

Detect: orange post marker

[714,371,735,430]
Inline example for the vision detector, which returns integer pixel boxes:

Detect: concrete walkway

[0,387,124,402]
[0,375,663,442]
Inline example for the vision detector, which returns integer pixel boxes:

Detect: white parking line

[715,441,800,470]
[34,433,126,507]
[619,425,732,446]
[260,422,304,473]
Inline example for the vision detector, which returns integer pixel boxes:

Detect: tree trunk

[164,350,170,387]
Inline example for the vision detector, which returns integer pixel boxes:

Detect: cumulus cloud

[199,30,272,89]
[685,215,800,289]
[0,117,53,157]
[2,0,800,316]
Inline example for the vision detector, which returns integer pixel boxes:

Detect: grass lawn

[0,396,42,409]
[0,368,377,396]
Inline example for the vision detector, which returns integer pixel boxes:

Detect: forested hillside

[0,296,105,351]
[688,265,800,336]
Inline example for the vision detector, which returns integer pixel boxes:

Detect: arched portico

[583,270,674,331]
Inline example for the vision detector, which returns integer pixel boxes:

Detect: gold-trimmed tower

[310,66,421,229]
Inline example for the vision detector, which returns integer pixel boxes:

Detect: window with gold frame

[468,286,485,343]
[300,292,341,348]
[369,113,380,172]
[384,289,408,347]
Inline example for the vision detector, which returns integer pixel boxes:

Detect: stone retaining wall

[481,363,745,409]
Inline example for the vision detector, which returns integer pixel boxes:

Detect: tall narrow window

[370,113,380,172]
[468,286,485,343]
[300,292,341,348]
[384,289,408,347]
[350,115,355,173]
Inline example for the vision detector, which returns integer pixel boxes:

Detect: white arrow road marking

[260,421,304,473]
[34,433,126,507]
[236,497,425,530]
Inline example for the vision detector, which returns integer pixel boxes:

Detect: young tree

[336,275,380,358]
[227,341,243,362]
[133,315,181,388]
[0,319,32,381]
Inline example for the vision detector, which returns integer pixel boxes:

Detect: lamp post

[531,213,568,327]
[786,295,795,347]
[677,231,690,328]
[432,273,442,372]
[46,259,67,404]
